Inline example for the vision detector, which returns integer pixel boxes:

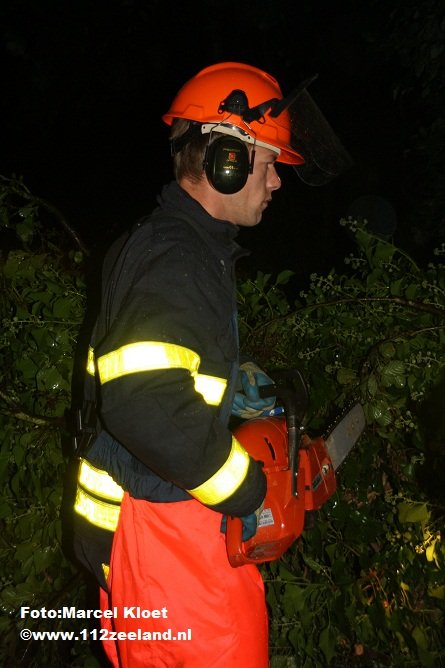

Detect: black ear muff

[203,136,250,194]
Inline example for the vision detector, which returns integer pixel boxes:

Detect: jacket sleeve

[93,223,266,517]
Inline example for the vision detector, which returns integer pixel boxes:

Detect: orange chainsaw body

[226,416,337,567]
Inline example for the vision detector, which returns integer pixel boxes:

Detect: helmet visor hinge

[218,89,249,117]
[218,90,279,125]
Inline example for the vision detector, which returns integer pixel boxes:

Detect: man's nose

[268,164,281,190]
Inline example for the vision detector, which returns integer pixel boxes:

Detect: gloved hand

[232,362,276,419]
[220,502,264,542]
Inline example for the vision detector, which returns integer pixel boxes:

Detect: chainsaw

[226,370,366,567]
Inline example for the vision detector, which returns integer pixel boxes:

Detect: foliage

[0,176,100,666]
[238,219,445,666]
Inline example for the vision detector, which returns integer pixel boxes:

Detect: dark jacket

[82,181,266,517]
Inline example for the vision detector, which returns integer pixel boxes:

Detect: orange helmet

[162,62,305,165]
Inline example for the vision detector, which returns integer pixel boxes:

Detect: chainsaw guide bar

[324,403,366,471]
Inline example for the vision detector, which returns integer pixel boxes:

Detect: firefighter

[72,62,305,667]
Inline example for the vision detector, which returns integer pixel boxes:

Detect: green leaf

[3,252,25,278]
[390,278,403,296]
[282,584,307,615]
[337,367,357,385]
[405,284,418,299]
[33,547,56,573]
[0,583,38,610]
[301,554,323,573]
[52,296,75,318]
[276,270,294,285]
[319,625,337,664]
[16,357,39,381]
[374,243,395,265]
[412,626,428,650]
[382,360,406,377]
[15,540,35,563]
[379,342,396,359]
[12,443,25,467]
[369,400,392,426]
[367,373,378,396]
[428,585,445,600]
[397,501,430,524]
[36,366,67,391]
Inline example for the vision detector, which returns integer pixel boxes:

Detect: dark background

[1,0,442,279]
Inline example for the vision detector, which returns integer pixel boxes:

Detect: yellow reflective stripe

[95,342,201,384]
[78,459,124,502]
[87,342,227,406]
[102,563,110,582]
[194,373,227,406]
[87,346,95,376]
[74,487,120,532]
[187,437,250,506]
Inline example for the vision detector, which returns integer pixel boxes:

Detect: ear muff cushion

[204,137,250,194]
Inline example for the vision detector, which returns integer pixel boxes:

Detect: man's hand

[220,501,264,542]
[232,362,275,419]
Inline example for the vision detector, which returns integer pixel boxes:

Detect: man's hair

[170,119,208,183]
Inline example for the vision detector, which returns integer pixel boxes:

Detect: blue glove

[232,362,276,419]
[220,513,258,542]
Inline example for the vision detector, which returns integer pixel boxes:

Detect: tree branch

[2,175,89,255]
[0,389,65,427]
[251,295,445,336]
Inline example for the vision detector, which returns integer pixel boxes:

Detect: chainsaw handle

[225,516,258,567]
[259,375,308,497]
[258,370,309,423]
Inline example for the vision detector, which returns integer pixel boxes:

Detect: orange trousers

[99,494,268,667]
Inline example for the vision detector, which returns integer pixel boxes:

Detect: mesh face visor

[270,76,354,185]
[289,89,353,185]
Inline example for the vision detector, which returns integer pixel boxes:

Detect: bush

[238,220,445,666]
[0,176,100,667]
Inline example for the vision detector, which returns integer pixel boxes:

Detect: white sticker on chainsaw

[258,508,275,527]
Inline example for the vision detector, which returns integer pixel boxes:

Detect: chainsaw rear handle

[259,382,299,469]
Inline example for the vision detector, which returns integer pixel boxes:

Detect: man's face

[219,145,282,227]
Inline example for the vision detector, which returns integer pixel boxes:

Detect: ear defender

[203,136,252,194]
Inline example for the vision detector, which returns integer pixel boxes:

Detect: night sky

[0,1,422,278]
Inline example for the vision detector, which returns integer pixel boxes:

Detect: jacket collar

[157,181,242,249]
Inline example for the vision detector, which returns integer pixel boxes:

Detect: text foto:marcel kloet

[20,606,169,620]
